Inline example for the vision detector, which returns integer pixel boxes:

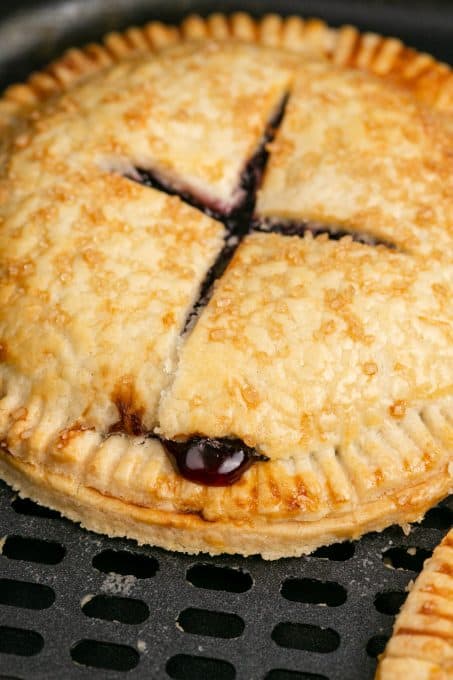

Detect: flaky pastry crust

[257,65,453,258]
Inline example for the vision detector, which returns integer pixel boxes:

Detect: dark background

[0,0,452,90]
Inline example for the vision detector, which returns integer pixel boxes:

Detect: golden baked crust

[0,172,225,436]
[376,528,453,680]
[2,13,453,117]
[2,41,296,211]
[159,233,453,453]
[0,14,451,561]
[256,64,453,258]
[0,450,449,560]
[159,233,452,520]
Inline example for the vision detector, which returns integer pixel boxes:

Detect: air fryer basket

[0,2,451,678]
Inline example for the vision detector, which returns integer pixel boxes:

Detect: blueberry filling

[116,94,397,488]
[132,168,224,220]
[254,219,397,249]
[183,236,238,333]
[177,104,288,332]
[229,95,289,228]
[130,95,289,227]
[161,437,269,486]
[132,142,268,225]
[129,106,287,486]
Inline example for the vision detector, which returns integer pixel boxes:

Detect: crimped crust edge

[0,449,450,560]
[1,11,453,127]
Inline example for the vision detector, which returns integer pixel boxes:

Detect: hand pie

[0,13,451,560]
[376,528,453,680]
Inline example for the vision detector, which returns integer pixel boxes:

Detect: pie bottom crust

[1,450,450,560]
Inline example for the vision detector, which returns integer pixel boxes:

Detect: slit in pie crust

[0,13,451,560]
[256,62,453,258]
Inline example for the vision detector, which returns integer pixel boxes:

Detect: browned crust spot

[418,602,453,622]
[0,448,450,559]
[0,341,7,362]
[56,423,94,449]
[108,380,146,436]
[438,562,453,577]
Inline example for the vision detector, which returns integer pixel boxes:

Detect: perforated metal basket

[0,2,452,678]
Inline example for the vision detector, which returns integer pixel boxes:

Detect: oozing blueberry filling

[128,119,287,485]
[117,94,398,488]
[123,95,397,487]
[161,436,269,486]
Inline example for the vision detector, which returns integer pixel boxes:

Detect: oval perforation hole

[177,608,244,639]
[0,626,44,657]
[92,549,158,578]
[186,564,252,592]
[265,671,329,680]
[166,654,235,680]
[2,536,65,565]
[272,623,340,653]
[11,497,60,520]
[281,578,346,607]
[71,639,139,671]
[0,579,55,610]
[374,590,407,615]
[82,594,149,625]
[420,506,453,530]
[312,542,355,561]
[382,547,431,572]
[366,634,389,658]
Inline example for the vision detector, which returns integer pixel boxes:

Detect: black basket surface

[0,2,452,679]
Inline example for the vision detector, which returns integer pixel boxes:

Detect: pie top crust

[159,232,452,456]
[376,528,453,680]
[256,63,453,258]
[2,41,297,213]
[0,14,451,553]
[0,173,224,437]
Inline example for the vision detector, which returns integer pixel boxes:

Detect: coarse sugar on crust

[0,172,225,445]
[158,233,452,523]
[256,62,453,259]
[2,41,297,214]
[159,232,453,456]
[0,450,450,560]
